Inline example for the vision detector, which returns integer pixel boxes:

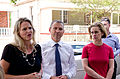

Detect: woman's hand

[58,75,68,79]
[25,72,41,79]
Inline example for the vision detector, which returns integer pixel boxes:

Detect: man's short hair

[101,17,110,24]
[50,20,64,28]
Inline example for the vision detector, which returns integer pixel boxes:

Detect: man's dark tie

[55,44,62,76]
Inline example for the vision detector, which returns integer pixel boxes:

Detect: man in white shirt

[41,20,76,79]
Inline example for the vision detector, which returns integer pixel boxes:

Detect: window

[52,10,68,24]
[112,13,120,24]
[0,11,11,27]
[119,14,120,24]
[60,10,68,24]
[30,6,33,21]
[52,10,85,25]
[72,45,84,49]
[63,11,68,24]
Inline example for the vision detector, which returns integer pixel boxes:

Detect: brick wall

[0,11,8,27]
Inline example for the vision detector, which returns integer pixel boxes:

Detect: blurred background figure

[0,18,42,79]
[82,22,114,79]
[101,17,120,79]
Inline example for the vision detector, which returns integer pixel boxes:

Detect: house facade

[0,0,120,43]
[0,0,17,40]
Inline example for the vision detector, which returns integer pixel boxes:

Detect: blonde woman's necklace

[22,48,37,66]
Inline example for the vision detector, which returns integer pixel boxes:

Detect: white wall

[40,9,52,33]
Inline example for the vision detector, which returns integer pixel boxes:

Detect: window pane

[63,11,68,24]
[52,10,61,21]
[113,13,118,24]
[71,45,84,49]
[119,14,120,24]
[0,11,8,27]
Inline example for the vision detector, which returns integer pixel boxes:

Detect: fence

[0,28,13,37]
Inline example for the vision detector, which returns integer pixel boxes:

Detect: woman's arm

[0,59,41,79]
[82,58,105,79]
[106,59,114,79]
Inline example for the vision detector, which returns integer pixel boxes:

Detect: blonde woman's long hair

[11,17,36,52]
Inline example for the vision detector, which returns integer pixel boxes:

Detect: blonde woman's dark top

[1,44,42,75]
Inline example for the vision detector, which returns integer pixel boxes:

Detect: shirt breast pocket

[42,50,55,65]
[60,50,70,64]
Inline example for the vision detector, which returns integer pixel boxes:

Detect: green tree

[71,0,120,23]
[10,0,17,4]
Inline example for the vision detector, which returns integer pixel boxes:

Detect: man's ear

[109,24,111,27]
[49,27,51,32]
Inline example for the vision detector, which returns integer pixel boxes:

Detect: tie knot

[55,44,59,47]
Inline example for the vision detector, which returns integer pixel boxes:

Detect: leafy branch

[70,0,120,22]
[10,0,17,4]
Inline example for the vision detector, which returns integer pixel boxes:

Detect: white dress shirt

[41,40,76,79]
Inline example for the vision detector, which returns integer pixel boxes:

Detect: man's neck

[107,31,110,35]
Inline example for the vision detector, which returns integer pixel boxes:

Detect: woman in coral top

[82,22,114,79]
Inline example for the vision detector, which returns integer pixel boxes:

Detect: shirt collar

[107,33,112,38]
[50,39,62,47]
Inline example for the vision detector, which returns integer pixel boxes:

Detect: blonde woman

[82,22,114,79]
[0,18,42,79]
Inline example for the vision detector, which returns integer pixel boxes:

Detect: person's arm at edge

[106,59,114,79]
[114,44,120,57]
[82,58,105,79]
[114,37,120,57]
